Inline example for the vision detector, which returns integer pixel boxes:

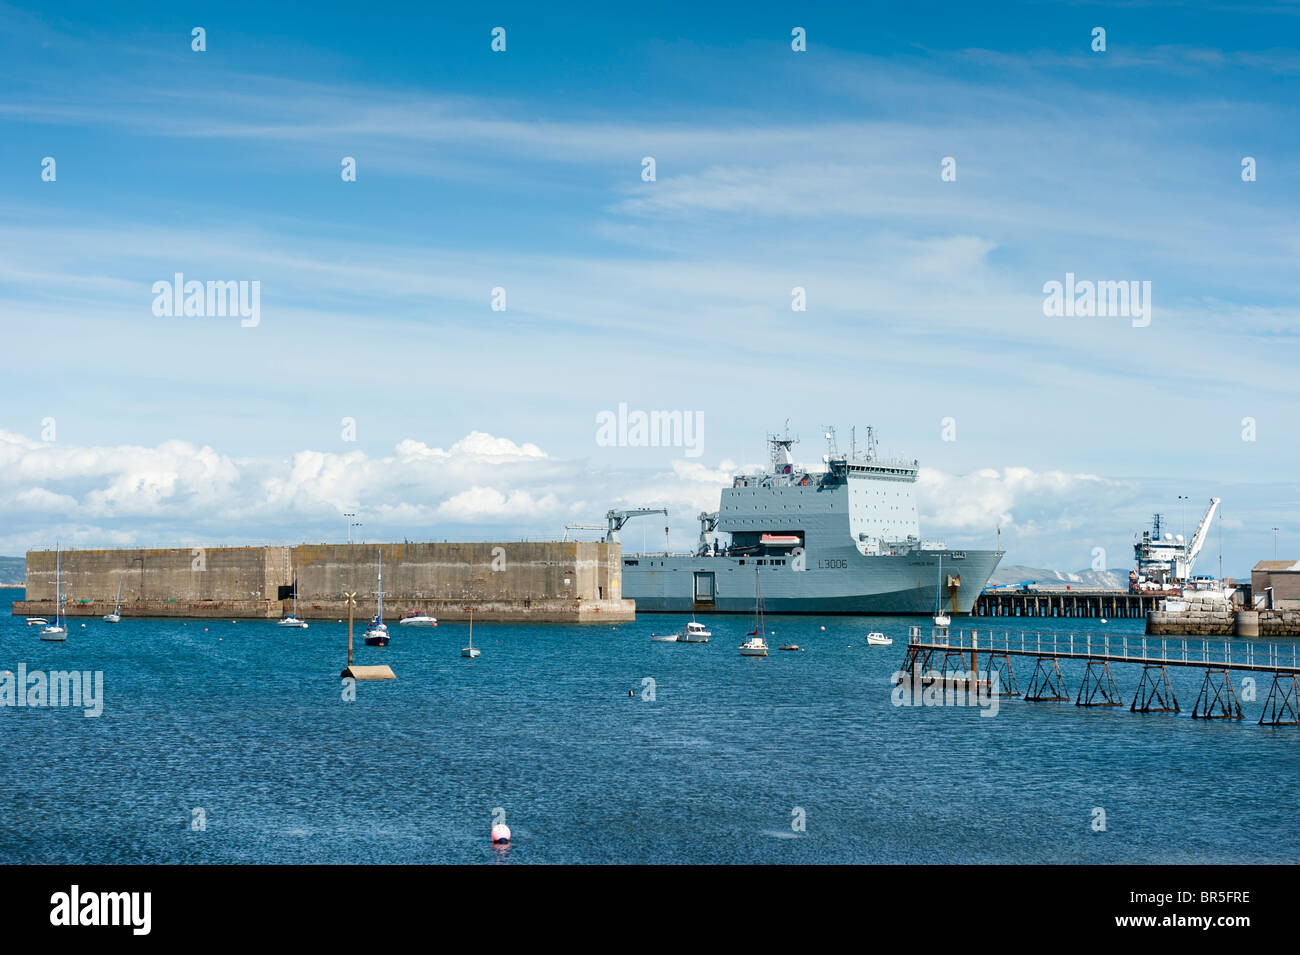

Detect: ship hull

[622,548,1002,615]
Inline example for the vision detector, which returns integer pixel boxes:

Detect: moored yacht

[738,567,769,657]
[40,548,68,642]
[398,610,438,627]
[277,577,309,628]
[103,581,123,623]
[364,551,390,646]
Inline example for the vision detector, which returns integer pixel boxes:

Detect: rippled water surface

[3,590,1296,864]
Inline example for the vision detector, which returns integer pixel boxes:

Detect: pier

[897,626,1300,726]
[974,590,1159,619]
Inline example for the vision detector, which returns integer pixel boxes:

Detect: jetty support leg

[1076,660,1123,707]
[1024,656,1070,702]
[1191,669,1242,720]
[1130,665,1179,714]
[986,652,1019,697]
[1259,673,1300,727]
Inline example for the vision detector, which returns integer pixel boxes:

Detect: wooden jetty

[974,590,1160,619]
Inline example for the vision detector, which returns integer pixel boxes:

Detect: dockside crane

[562,523,607,541]
[605,508,668,544]
[1180,497,1221,578]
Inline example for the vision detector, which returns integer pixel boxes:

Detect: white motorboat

[26,617,48,626]
[103,580,123,623]
[398,611,438,627]
[739,567,769,657]
[866,632,892,646]
[675,620,711,643]
[650,632,678,642]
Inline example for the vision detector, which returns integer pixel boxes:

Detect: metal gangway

[899,626,1300,725]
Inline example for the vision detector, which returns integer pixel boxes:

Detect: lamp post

[345,591,356,668]
[345,513,355,544]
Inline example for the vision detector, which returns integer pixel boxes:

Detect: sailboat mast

[377,550,383,621]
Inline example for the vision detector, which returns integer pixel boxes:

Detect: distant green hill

[0,556,25,587]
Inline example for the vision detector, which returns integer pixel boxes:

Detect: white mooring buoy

[491,823,511,845]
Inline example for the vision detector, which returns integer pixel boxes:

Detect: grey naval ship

[618,427,1003,615]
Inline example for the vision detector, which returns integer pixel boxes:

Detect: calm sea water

[2,587,1296,864]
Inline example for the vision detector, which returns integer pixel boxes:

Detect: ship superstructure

[1129,498,1221,593]
[618,427,1003,615]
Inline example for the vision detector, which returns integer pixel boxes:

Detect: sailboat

[738,566,769,656]
[277,575,309,628]
[104,580,123,623]
[461,609,480,658]
[933,553,951,628]
[41,547,68,641]
[364,551,390,646]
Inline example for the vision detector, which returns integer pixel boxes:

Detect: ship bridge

[717,427,924,558]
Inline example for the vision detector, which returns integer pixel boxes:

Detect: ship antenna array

[823,425,839,459]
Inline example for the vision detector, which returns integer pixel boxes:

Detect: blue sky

[1,0,1298,574]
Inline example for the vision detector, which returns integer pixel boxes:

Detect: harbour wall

[1147,608,1300,638]
[13,542,634,622]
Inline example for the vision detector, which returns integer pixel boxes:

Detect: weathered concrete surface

[22,546,289,603]
[1148,607,1300,637]
[1147,609,1234,636]
[292,541,629,621]
[14,541,635,622]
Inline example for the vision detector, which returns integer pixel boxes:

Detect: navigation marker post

[340,590,395,681]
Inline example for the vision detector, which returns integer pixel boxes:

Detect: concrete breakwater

[13,541,634,622]
[1147,607,1300,638]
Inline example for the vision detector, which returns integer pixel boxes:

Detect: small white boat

[363,552,389,646]
[462,610,480,658]
[26,617,48,626]
[675,620,711,643]
[866,632,892,646]
[932,553,951,628]
[104,580,123,623]
[41,548,68,642]
[398,610,438,627]
[277,577,309,628]
[650,632,678,642]
[739,567,769,657]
